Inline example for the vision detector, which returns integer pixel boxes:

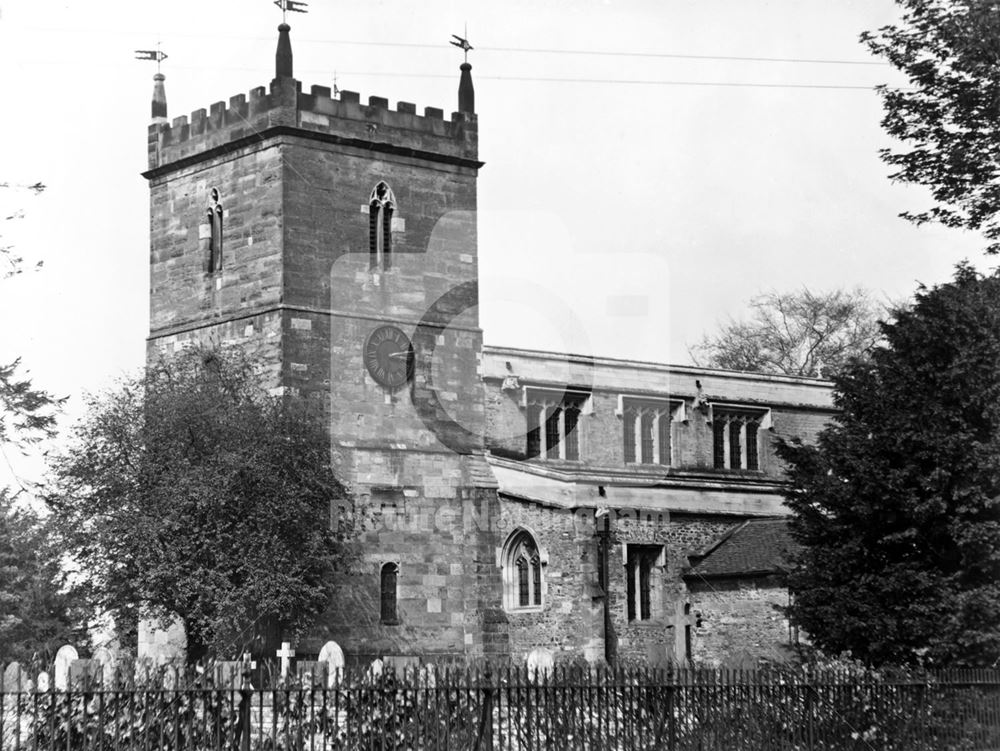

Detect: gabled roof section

[685,518,800,579]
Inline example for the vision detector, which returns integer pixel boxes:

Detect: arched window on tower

[380,562,399,624]
[207,188,223,273]
[368,182,396,271]
[502,530,544,611]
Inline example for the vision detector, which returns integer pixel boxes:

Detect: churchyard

[1,640,999,750]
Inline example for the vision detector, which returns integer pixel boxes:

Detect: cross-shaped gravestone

[669,602,699,664]
[276,642,295,680]
[54,644,79,691]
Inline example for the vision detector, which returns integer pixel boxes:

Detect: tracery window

[621,398,679,465]
[525,389,587,461]
[710,406,767,470]
[380,562,399,624]
[502,530,543,610]
[368,181,395,271]
[207,187,223,273]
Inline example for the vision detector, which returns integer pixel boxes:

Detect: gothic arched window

[207,187,223,273]
[368,182,396,271]
[380,562,399,624]
[502,530,543,610]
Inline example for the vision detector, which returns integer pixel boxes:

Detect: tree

[689,288,883,377]
[0,180,79,662]
[47,347,351,661]
[863,1,1000,254]
[778,265,1000,668]
[1,181,61,466]
[0,489,83,664]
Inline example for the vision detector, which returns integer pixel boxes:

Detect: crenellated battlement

[146,76,479,175]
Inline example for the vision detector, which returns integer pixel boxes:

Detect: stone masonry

[141,25,835,667]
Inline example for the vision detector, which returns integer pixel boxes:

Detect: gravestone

[3,661,26,693]
[68,659,97,688]
[54,645,78,690]
[296,661,327,686]
[318,641,345,688]
[36,671,50,692]
[215,662,243,689]
[277,642,295,680]
[368,658,384,680]
[92,647,117,685]
[162,666,178,691]
[217,654,256,689]
[383,655,419,675]
[526,647,554,678]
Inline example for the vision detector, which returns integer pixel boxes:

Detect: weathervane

[450,27,473,63]
[134,44,168,72]
[274,0,308,23]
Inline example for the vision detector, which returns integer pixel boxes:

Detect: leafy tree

[778,265,1000,667]
[689,288,883,377]
[0,489,83,663]
[0,180,79,662]
[1,181,60,465]
[47,347,351,662]
[863,1,1000,254]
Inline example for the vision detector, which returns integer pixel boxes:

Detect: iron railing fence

[2,664,999,750]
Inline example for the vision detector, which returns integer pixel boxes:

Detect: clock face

[364,325,414,389]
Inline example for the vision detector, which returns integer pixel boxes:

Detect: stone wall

[498,498,604,663]
[686,575,797,666]
[308,488,507,662]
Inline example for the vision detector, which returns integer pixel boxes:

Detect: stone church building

[141,25,834,667]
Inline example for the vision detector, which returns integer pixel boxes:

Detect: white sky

[0,0,989,486]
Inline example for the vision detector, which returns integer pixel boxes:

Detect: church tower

[143,25,509,660]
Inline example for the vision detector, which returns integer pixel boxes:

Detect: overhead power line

[316,39,886,67]
[26,25,885,67]
[336,71,882,91]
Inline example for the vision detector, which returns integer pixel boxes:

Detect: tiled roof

[684,519,799,578]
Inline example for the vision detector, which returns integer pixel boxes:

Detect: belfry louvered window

[525,389,587,461]
[207,187,223,273]
[621,398,679,466]
[369,181,395,271]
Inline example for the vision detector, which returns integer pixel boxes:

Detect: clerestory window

[525,389,587,461]
[620,397,682,465]
[709,405,769,471]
